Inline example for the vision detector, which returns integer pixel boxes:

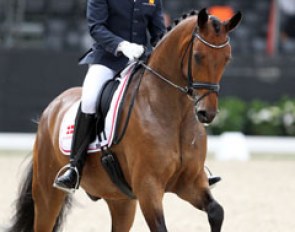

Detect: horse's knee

[136,185,167,232]
[207,200,224,231]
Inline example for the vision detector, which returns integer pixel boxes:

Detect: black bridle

[140,28,230,104]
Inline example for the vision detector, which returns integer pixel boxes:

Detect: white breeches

[81,64,116,114]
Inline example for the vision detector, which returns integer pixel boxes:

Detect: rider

[53,0,166,193]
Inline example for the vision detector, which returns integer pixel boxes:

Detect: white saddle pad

[59,62,137,155]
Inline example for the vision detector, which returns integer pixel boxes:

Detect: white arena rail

[0,133,35,150]
[0,132,295,160]
[208,132,295,160]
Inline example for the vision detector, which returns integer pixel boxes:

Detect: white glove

[117,41,144,61]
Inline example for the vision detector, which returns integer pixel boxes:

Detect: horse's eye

[194,53,203,64]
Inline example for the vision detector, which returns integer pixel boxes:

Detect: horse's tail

[8,158,72,232]
[8,159,34,232]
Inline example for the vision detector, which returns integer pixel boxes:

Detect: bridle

[140,27,230,104]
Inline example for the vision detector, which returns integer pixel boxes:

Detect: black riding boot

[205,166,221,188]
[208,176,221,187]
[53,106,96,193]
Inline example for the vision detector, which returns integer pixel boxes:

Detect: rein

[141,29,230,104]
[140,62,189,94]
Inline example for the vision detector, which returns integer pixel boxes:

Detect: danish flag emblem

[66,125,75,135]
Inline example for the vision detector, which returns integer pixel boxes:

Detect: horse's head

[183,9,242,124]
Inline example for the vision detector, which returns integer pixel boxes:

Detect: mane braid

[159,9,200,46]
[166,9,199,32]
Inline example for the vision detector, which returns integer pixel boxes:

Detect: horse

[9,9,241,232]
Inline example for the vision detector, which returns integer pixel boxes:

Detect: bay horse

[9,9,241,232]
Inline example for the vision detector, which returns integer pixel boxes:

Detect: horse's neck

[146,18,196,92]
[148,24,193,84]
[138,21,196,122]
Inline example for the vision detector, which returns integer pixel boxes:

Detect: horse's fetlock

[207,200,224,230]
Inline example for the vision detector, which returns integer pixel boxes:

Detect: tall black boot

[205,166,221,188]
[53,106,96,193]
[208,176,221,187]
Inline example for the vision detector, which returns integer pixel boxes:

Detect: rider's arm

[87,0,124,55]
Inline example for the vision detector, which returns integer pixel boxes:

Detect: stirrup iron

[53,164,80,194]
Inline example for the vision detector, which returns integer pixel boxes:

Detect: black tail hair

[8,159,72,232]
[8,159,34,232]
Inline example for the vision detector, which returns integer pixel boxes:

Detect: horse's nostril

[197,110,216,123]
[197,110,208,122]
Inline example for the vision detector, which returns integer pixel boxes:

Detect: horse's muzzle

[196,109,216,124]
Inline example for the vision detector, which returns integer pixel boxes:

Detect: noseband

[140,28,230,104]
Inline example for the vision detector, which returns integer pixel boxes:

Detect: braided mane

[166,10,199,32]
[154,10,199,47]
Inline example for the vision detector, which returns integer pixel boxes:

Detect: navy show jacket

[79,0,166,71]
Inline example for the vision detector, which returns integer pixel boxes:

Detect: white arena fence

[0,132,295,160]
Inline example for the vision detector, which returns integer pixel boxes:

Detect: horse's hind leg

[176,173,224,232]
[33,184,67,232]
[106,199,137,232]
[32,135,69,232]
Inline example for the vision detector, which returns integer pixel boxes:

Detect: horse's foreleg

[176,175,224,232]
[135,180,168,232]
[106,199,137,232]
[205,194,224,232]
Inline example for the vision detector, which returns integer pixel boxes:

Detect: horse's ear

[224,11,242,32]
[198,8,208,29]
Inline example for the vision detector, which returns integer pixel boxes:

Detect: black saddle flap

[96,79,120,134]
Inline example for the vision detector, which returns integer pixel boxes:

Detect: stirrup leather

[53,164,80,194]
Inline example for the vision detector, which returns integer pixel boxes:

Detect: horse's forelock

[210,16,222,34]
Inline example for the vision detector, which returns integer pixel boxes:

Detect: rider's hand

[117,41,145,61]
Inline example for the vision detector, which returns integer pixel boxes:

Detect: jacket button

[133,32,138,36]
[133,20,138,23]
